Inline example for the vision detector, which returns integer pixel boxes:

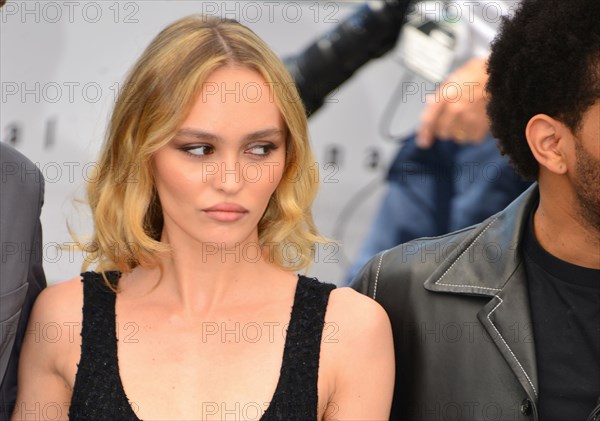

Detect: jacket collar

[423,183,539,297]
[424,183,540,407]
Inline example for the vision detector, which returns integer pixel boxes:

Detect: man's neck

[534,187,600,269]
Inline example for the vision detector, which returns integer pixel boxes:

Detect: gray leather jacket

[351,185,600,421]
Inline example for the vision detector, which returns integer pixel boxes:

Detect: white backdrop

[1,1,425,284]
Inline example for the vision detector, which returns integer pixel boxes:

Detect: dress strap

[262,275,336,420]
[70,271,138,420]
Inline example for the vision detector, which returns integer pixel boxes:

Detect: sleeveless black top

[69,271,336,420]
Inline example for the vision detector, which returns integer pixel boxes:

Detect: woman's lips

[202,203,248,222]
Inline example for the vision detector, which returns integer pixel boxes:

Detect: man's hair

[486,0,600,180]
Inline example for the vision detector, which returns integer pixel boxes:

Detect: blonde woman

[12,16,394,421]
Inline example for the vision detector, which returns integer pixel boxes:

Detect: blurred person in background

[345,0,531,283]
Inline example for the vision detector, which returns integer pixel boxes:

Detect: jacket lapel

[423,184,540,403]
[477,264,539,403]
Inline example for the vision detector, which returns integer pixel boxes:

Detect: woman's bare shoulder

[320,286,393,358]
[319,286,395,418]
[20,275,85,378]
[326,286,391,333]
[31,275,84,327]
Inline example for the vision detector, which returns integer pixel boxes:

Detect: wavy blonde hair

[83,15,326,275]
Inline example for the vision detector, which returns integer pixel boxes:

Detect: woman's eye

[247,144,276,156]
[183,145,213,156]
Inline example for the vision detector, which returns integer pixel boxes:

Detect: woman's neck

[121,239,291,316]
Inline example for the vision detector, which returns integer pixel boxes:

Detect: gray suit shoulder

[0,143,45,200]
[0,143,46,418]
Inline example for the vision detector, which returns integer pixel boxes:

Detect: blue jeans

[345,133,531,284]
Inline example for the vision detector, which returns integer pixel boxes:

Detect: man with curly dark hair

[352,0,600,419]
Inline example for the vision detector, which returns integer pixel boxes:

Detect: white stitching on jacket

[487,295,538,398]
[438,283,502,292]
[435,217,502,292]
[372,251,387,300]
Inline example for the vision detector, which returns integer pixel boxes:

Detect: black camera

[284,0,413,115]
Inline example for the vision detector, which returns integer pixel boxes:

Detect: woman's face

[152,66,286,250]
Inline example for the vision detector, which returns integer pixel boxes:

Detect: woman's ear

[525,114,569,175]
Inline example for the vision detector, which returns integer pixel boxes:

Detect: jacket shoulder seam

[372,250,387,300]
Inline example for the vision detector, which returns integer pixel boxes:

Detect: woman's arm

[11,279,81,421]
[324,288,395,421]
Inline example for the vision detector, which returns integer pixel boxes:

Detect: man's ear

[525,114,569,175]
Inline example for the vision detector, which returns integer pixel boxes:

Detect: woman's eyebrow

[175,128,284,142]
[175,129,220,141]
[244,128,285,141]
